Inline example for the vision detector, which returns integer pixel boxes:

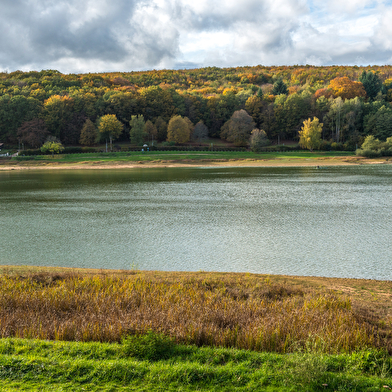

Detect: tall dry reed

[0,271,388,353]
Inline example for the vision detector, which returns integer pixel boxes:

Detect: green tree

[98,114,123,151]
[272,79,288,95]
[364,105,392,140]
[41,138,64,157]
[359,71,382,101]
[220,109,255,146]
[43,95,74,141]
[79,119,97,146]
[155,117,168,142]
[0,95,42,143]
[167,115,192,144]
[129,115,146,145]
[299,117,323,151]
[282,91,312,140]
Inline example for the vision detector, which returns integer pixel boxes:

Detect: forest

[1,65,392,152]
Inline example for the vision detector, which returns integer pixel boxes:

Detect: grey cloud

[0,0,178,71]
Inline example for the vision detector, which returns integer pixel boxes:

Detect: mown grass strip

[10,150,355,164]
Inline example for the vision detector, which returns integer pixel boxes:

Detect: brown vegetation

[0,267,391,354]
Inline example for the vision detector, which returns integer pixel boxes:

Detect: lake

[0,165,391,280]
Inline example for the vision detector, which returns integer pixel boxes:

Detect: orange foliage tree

[328,77,366,100]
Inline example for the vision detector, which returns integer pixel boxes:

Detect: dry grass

[0,266,391,354]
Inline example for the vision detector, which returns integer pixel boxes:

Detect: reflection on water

[1,166,391,280]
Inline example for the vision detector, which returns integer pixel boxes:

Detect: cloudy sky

[1,0,391,73]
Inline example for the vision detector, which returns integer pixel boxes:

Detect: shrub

[122,330,176,361]
[356,149,381,158]
[63,147,83,154]
[319,141,332,151]
[330,142,344,151]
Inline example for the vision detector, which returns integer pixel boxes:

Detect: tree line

[1,66,392,150]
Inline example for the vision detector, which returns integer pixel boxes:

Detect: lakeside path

[1,155,391,170]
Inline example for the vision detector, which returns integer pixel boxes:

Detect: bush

[259,144,300,152]
[330,142,344,151]
[19,149,42,156]
[122,330,176,361]
[81,147,98,153]
[319,141,332,151]
[13,156,36,161]
[63,147,83,154]
[356,149,381,158]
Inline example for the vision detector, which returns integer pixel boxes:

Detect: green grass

[0,337,391,391]
[11,150,355,164]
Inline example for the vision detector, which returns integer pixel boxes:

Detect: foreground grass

[0,267,391,390]
[0,337,391,391]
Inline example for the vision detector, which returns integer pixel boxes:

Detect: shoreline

[0,155,390,170]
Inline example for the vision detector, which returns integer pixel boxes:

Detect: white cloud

[0,0,391,72]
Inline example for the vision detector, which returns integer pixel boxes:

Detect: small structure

[0,143,4,151]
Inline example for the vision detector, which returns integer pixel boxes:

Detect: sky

[1,0,392,73]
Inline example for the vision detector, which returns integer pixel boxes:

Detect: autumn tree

[98,114,123,151]
[16,119,49,148]
[328,77,366,100]
[193,121,208,140]
[144,120,157,145]
[129,115,146,145]
[184,117,194,138]
[299,117,323,151]
[220,109,255,146]
[167,115,192,144]
[79,119,97,146]
[245,96,263,127]
[250,129,270,151]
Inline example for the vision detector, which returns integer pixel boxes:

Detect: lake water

[0,165,391,280]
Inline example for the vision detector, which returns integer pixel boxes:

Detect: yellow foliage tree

[98,114,123,151]
[167,115,192,144]
[299,117,323,151]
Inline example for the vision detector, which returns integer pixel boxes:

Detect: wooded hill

[1,65,392,150]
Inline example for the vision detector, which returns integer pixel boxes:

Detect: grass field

[0,337,391,391]
[2,150,358,166]
[0,267,391,390]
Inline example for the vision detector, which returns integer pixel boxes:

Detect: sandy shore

[0,156,390,171]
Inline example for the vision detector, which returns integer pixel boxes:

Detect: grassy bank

[0,150,361,168]
[0,337,391,391]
